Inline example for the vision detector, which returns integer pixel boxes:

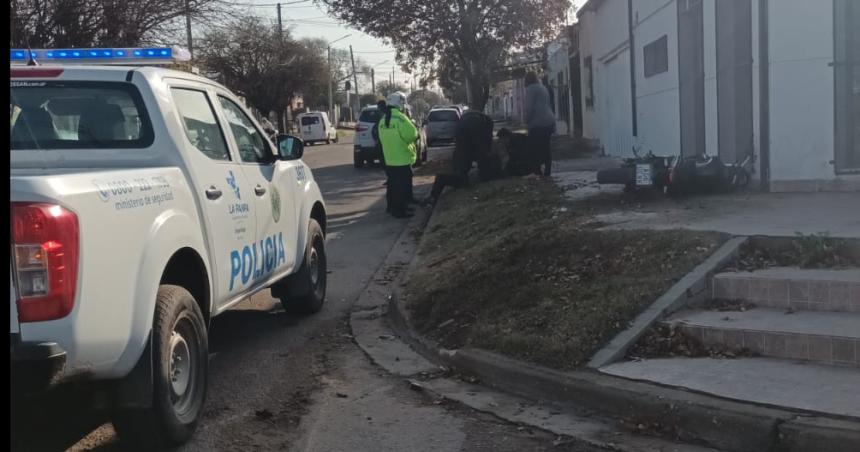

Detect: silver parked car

[423,108,461,147]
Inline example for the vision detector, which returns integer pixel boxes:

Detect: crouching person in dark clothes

[497,128,539,176]
[425,110,501,204]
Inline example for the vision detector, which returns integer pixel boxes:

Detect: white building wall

[632,0,681,155]
[594,0,634,156]
[767,0,836,186]
[579,10,598,140]
[577,0,854,191]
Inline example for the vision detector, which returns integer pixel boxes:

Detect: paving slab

[583,192,860,238]
[667,308,860,339]
[600,357,860,418]
[733,267,860,282]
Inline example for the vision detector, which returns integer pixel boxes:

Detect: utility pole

[371,68,375,96]
[277,3,283,40]
[184,0,192,56]
[328,46,333,123]
[349,45,359,113]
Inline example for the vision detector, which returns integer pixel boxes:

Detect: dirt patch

[404,176,727,370]
[627,324,757,361]
[727,234,860,271]
[703,298,756,312]
[413,157,452,177]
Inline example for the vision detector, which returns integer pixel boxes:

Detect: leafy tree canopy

[318,0,570,110]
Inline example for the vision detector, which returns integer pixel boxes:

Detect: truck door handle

[255,185,267,196]
[205,187,222,200]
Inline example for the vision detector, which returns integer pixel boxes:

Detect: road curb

[389,290,860,452]
[357,183,860,452]
[385,211,860,452]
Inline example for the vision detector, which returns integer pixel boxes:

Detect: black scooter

[596,148,753,195]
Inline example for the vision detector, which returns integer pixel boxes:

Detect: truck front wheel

[279,219,327,315]
[112,285,208,450]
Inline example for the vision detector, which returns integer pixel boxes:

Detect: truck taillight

[11,203,79,322]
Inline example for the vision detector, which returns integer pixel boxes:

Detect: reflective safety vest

[377,107,417,166]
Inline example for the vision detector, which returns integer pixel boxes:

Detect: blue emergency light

[10,46,191,65]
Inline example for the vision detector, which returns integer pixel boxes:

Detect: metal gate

[678,0,706,157]
[834,0,860,174]
[716,0,754,165]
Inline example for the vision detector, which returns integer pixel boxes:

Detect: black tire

[354,155,365,168]
[326,138,331,145]
[113,285,208,450]
[280,219,327,315]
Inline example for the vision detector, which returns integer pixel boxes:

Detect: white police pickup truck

[10,47,327,448]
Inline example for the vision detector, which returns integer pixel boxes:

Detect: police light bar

[10,46,191,65]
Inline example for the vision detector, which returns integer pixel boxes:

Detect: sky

[236,0,588,87]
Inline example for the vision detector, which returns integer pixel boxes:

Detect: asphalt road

[12,135,600,452]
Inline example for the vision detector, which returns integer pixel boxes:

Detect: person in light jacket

[523,71,556,176]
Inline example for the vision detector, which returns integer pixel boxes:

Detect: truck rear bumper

[11,338,66,393]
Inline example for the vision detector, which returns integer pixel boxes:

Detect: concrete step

[666,308,860,367]
[600,357,860,419]
[711,267,860,313]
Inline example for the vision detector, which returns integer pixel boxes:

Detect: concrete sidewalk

[552,159,860,238]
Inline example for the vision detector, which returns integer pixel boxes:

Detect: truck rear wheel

[113,285,208,450]
[279,219,327,315]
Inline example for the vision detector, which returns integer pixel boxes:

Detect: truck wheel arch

[160,248,211,326]
[310,201,326,236]
[115,247,210,409]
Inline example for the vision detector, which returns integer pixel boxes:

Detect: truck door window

[171,88,230,161]
[218,96,272,164]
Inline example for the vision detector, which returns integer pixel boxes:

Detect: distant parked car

[403,105,428,165]
[297,111,337,146]
[424,108,461,147]
[354,105,384,168]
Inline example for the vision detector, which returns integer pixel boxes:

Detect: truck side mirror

[277,134,304,160]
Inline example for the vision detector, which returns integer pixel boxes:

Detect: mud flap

[113,333,153,409]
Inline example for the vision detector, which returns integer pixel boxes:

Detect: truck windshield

[10,81,154,150]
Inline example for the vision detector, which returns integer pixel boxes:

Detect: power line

[226,0,311,7]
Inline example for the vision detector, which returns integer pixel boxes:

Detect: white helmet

[386,91,407,109]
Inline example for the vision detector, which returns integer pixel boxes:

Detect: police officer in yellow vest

[378,92,418,218]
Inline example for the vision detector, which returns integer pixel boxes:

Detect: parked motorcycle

[595,148,673,192]
[596,148,753,195]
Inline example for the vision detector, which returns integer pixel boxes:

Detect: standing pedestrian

[378,92,419,218]
[524,71,556,176]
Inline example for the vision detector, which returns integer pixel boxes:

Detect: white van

[297,112,338,146]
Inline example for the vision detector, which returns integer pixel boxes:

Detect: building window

[584,56,594,108]
[644,35,669,78]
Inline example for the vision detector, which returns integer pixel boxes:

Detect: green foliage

[197,15,326,120]
[792,232,844,268]
[319,0,571,109]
